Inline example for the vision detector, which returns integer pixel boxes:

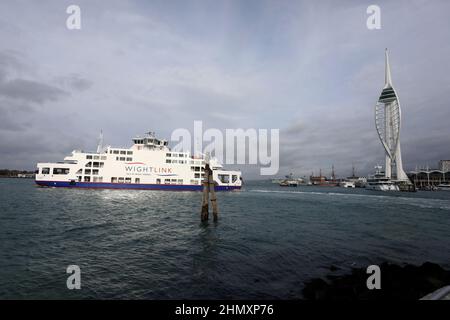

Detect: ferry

[35,132,242,191]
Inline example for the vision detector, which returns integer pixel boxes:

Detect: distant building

[439,160,450,172]
[408,161,450,189]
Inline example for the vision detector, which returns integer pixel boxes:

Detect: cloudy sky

[0,0,449,178]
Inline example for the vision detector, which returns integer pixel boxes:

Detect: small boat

[436,184,450,191]
[279,174,299,187]
[340,181,356,188]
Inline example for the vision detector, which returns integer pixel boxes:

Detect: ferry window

[166,159,171,163]
[109,150,113,154]
[156,179,161,184]
[120,157,125,161]
[232,175,238,183]
[135,178,140,184]
[92,170,99,175]
[120,151,126,155]
[218,174,230,183]
[164,179,170,184]
[190,180,198,185]
[53,168,70,175]
[111,177,118,183]
[84,176,90,182]
[99,162,104,168]
[173,153,178,157]
[85,169,91,175]
[166,153,171,157]
[195,173,200,178]
[113,150,119,154]
[94,156,99,160]
[177,179,183,184]
[172,160,178,164]
[125,178,131,184]
[76,169,82,174]
[77,176,82,182]
[127,151,133,155]
[42,168,50,174]
[118,177,124,183]
[171,179,177,184]
[101,156,107,160]
[126,157,132,161]
[85,162,92,167]
[86,155,92,159]
[93,162,99,167]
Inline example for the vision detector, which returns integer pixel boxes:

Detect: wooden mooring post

[201,161,218,222]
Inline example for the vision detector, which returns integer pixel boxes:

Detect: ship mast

[96,130,104,154]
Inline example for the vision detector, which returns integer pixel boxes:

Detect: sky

[0,0,449,178]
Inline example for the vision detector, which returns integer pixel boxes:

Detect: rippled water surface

[1,178,449,299]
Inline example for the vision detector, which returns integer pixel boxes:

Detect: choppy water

[0,178,449,299]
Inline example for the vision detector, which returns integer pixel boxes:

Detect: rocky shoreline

[302,262,450,300]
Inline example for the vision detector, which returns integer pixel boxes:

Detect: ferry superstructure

[35,132,242,191]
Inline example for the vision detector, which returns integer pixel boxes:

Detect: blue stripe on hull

[35,180,241,191]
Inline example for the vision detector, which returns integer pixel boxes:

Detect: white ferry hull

[35,180,240,191]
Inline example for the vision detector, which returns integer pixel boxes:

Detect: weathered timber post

[201,163,210,221]
[209,171,218,221]
[200,154,219,222]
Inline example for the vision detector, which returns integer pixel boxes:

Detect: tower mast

[374,49,410,182]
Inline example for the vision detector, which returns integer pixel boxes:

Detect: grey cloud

[0,50,28,75]
[0,0,449,176]
[0,79,67,104]
[56,74,93,92]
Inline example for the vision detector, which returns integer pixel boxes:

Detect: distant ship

[436,184,450,191]
[309,167,338,187]
[35,131,242,191]
[365,166,399,191]
[278,173,301,187]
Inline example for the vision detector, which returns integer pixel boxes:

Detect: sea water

[0,178,449,299]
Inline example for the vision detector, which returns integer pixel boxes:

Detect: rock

[302,262,450,300]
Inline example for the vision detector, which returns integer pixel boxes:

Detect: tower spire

[375,50,410,183]
[385,48,392,87]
